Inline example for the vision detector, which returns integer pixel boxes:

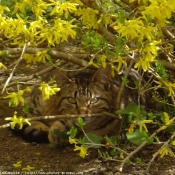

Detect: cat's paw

[48,121,69,146]
[22,121,49,143]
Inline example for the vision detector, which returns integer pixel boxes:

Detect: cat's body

[22,64,140,145]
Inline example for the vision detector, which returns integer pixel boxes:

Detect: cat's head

[48,65,116,116]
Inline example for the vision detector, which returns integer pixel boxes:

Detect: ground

[0,99,175,175]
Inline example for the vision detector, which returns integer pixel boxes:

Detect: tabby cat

[22,64,137,145]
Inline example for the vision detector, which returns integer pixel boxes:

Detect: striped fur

[23,65,136,145]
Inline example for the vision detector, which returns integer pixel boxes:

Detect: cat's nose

[78,107,90,114]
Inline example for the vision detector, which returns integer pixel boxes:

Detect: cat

[22,64,138,145]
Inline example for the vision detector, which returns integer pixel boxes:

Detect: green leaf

[76,117,85,129]
[67,127,77,138]
[147,112,156,120]
[115,35,122,57]
[98,149,103,157]
[103,151,111,158]
[98,149,111,159]
[122,77,129,85]
[115,103,146,120]
[84,132,103,148]
[136,158,146,165]
[105,135,117,146]
[92,38,101,49]
[47,55,53,65]
[109,136,118,146]
[110,150,118,157]
[22,104,29,114]
[155,61,168,80]
[126,129,153,145]
[54,130,68,140]
[115,103,140,115]
[79,137,85,145]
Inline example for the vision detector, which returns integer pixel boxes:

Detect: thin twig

[2,43,27,94]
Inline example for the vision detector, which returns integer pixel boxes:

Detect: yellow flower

[134,58,151,72]
[4,90,25,106]
[24,51,51,64]
[120,152,124,159]
[164,43,174,53]
[142,0,175,26]
[159,146,173,158]
[22,165,35,171]
[37,18,76,46]
[24,87,31,93]
[171,140,175,146]
[140,120,153,132]
[5,111,31,130]
[113,56,127,73]
[114,19,143,40]
[129,0,147,3]
[12,1,29,14]
[100,55,107,68]
[0,62,7,69]
[134,41,160,71]
[69,137,78,144]
[0,5,10,14]
[154,77,163,90]
[32,1,48,20]
[160,112,172,130]
[35,50,50,63]
[88,59,99,68]
[154,77,175,96]
[50,1,78,18]
[35,152,41,156]
[143,40,160,56]
[75,7,99,29]
[164,81,175,96]
[128,120,137,134]
[38,82,60,100]
[13,161,22,168]
[139,24,157,41]
[74,145,88,159]
[97,13,111,27]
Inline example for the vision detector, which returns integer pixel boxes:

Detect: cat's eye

[90,97,99,104]
[67,97,77,104]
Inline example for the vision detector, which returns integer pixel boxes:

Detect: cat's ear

[92,64,112,90]
[48,70,71,84]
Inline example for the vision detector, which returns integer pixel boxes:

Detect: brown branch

[3,47,89,67]
[0,112,120,129]
[50,50,88,67]
[97,25,116,44]
[162,26,175,40]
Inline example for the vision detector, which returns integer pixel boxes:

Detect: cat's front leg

[48,121,69,146]
[22,121,49,143]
